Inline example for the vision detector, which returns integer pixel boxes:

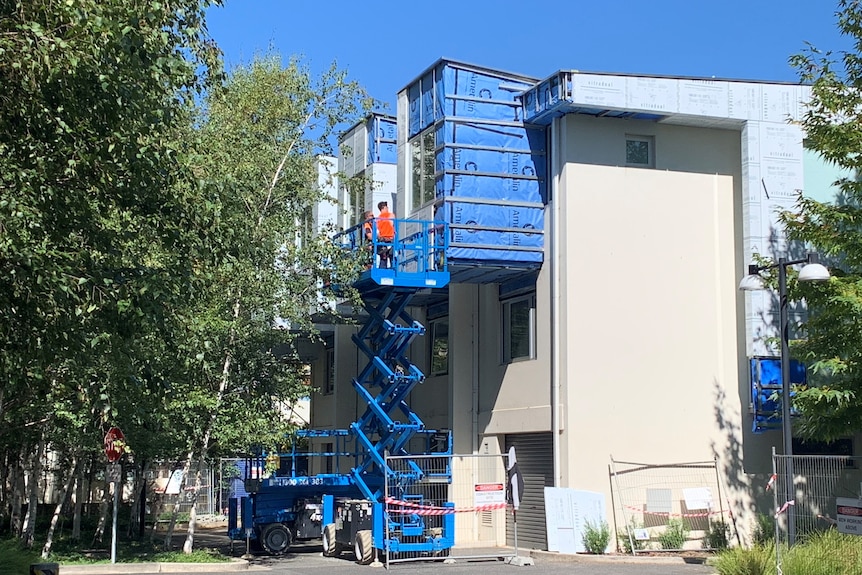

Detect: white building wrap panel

[678,79,730,117]
[741,120,805,356]
[728,83,762,120]
[571,74,627,109]
[625,77,677,113]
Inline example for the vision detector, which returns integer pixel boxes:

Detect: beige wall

[554,114,757,536]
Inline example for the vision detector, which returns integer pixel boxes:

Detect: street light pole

[776,258,796,546]
[739,253,830,547]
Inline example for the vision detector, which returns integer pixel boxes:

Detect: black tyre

[322,523,338,557]
[261,523,292,555]
[354,529,373,565]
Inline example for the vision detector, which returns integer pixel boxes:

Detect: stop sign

[104,427,125,462]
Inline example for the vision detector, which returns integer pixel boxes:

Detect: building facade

[306,59,861,550]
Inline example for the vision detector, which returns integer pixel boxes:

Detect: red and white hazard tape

[384,496,508,515]
[623,505,724,518]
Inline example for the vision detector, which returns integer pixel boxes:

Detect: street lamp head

[798,262,830,283]
[738,273,766,291]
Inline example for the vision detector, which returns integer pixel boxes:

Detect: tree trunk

[72,459,84,541]
[92,479,111,547]
[182,301,238,554]
[42,457,78,558]
[11,445,26,537]
[163,455,192,551]
[22,434,45,548]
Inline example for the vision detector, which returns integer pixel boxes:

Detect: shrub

[658,518,689,550]
[752,513,774,545]
[704,520,730,550]
[713,544,773,575]
[618,521,646,554]
[581,520,610,554]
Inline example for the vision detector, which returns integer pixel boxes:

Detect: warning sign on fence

[474,483,505,507]
[836,497,862,535]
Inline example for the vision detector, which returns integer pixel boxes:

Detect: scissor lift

[228,219,453,563]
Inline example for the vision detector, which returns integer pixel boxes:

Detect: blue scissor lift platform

[228,219,455,563]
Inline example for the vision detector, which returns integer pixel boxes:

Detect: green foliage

[657,518,689,550]
[713,544,774,575]
[704,520,730,550]
[753,513,775,545]
[783,529,862,575]
[715,529,862,575]
[581,520,611,554]
[782,0,862,439]
[617,520,646,554]
[0,538,42,574]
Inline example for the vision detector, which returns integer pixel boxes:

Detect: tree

[783,0,862,439]
[0,0,223,543]
[166,53,372,552]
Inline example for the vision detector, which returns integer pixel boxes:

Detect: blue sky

[207,0,851,112]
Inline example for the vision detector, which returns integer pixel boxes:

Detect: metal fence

[383,453,516,567]
[609,457,735,554]
[147,461,216,523]
[772,451,862,575]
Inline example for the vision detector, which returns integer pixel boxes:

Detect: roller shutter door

[505,432,553,550]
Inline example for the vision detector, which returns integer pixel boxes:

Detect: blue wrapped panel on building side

[368,116,397,165]
[406,60,547,268]
[750,356,806,434]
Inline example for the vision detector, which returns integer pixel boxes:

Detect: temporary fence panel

[771,452,862,575]
[384,452,516,567]
[609,457,733,553]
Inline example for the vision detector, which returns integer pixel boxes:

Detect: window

[323,347,334,395]
[324,442,334,474]
[503,293,536,363]
[626,135,654,168]
[792,438,855,467]
[411,128,436,210]
[429,319,449,376]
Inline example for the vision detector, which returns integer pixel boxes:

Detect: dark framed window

[324,347,334,395]
[429,319,449,376]
[626,135,654,168]
[503,293,536,363]
[410,127,436,210]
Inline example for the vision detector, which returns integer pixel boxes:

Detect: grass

[0,539,43,575]
[713,529,862,575]
[0,535,230,570]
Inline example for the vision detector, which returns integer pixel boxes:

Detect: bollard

[30,563,59,575]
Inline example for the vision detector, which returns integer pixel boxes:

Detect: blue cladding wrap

[750,357,806,433]
[446,202,544,232]
[450,228,543,249]
[448,66,531,102]
[369,117,397,164]
[408,82,421,137]
[421,72,434,131]
[437,173,542,203]
[448,99,522,122]
[438,147,543,179]
[434,64,445,120]
[442,63,527,121]
[439,122,538,150]
[448,246,543,263]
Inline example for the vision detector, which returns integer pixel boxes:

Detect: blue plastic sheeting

[408,81,421,137]
[438,147,542,179]
[448,245,543,263]
[437,173,543,203]
[368,116,396,165]
[437,121,545,152]
[444,201,544,233]
[750,356,806,434]
[421,72,434,131]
